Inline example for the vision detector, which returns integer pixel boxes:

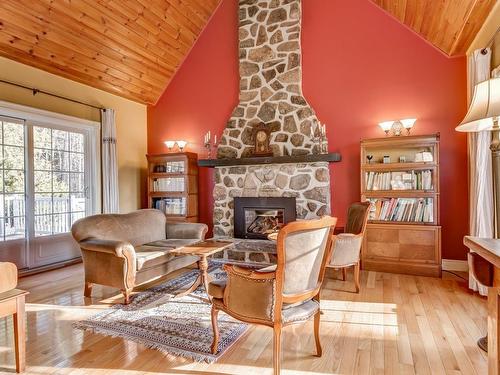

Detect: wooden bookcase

[360,134,441,277]
[146,152,199,223]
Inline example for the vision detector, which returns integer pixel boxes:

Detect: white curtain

[468,49,492,296]
[101,108,120,214]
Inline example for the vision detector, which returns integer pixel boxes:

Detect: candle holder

[204,141,212,159]
[320,135,328,154]
[212,137,219,158]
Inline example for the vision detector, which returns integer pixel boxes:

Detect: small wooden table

[0,288,29,373]
[464,236,500,375]
[171,239,234,301]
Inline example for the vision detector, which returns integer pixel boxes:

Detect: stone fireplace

[212,0,334,238]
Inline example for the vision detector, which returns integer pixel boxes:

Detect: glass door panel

[0,117,27,268]
[33,126,87,236]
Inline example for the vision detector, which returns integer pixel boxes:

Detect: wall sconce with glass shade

[164,140,188,152]
[379,118,416,136]
[401,118,417,134]
[176,140,187,152]
[164,140,176,151]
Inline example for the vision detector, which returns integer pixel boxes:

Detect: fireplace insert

[233,197,296,239]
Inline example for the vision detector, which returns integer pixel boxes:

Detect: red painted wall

[148,0,468,260]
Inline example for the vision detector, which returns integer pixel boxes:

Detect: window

[0,117,26,240]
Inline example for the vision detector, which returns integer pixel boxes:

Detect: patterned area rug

[74,265,247,363]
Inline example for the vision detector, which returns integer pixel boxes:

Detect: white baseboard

[442,259,468,272]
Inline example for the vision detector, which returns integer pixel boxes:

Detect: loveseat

[71,209,208,304]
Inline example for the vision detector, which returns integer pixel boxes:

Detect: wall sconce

[378,118,417,136]
[401,118,416,135]
[378,121,394,136]
[164,140,176,151]
[176,140,187,152]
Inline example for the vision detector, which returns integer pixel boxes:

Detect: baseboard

[442,259,468,272]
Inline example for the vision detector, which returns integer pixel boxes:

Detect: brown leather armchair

[208,216,337,375]
[71,209,208,304]
[327,202,370,293]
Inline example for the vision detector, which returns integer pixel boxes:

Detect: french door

[0,111,99,270]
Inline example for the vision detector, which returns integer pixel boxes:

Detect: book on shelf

[153,177,184,192]
[365,170,432,191]
[367,197,434,223]
[154,197,186,215]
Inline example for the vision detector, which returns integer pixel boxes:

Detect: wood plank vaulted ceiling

[0,0,221,105]
[0,0,496,105]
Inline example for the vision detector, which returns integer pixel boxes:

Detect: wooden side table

[171,239,235,301]
[0,288,29,373]
[464,236,500,375]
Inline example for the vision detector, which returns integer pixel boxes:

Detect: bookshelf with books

[360,134,441,277]
[147,152,199,222]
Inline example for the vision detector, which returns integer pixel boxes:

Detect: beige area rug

[74,264,247,363]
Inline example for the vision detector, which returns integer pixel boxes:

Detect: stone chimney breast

[217,0,324,159]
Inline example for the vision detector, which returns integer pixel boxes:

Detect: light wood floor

[0,264,489,375]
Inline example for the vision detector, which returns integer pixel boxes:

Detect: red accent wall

[148,0,468,260]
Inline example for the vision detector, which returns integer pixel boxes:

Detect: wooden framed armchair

[327,202,370,293]
[208,216,337,375]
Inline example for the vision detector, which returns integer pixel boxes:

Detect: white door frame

[0,100,101,269]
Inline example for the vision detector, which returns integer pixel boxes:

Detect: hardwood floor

[0,264,488,374]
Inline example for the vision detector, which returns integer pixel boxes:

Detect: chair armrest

[0,262,17,293]
[329,233,363,267]
[79,239,135,258]
[167,222,208,240]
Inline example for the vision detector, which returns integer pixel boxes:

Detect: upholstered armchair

[71,209,208,304]
[208,216,336,375]
[328,202,370,293]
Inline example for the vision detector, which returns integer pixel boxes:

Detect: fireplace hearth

[234,197,296,239]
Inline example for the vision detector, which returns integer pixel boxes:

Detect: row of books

[365,170,433,191]
[368,198,434,223]
[152,177,184,192]
[154,197,186,215]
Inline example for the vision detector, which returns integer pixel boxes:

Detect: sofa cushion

[135,239,199,270]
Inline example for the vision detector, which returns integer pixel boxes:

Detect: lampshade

[379,121,393,132]
[456,78,500,132]
[164,140,175,149]
[176,140,187,150]
[401,118,416,129]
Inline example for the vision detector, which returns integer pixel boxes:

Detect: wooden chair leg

[84,282,93,298]
[13,296,26,373]
[341,268,347,281]
[354,262,360,293]
[314,309,322,357]
[122,289,131,305]
[273,324,282,375]
[210,306,220,354]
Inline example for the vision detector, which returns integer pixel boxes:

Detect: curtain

[468,49,492,296]
[101,108,120,214]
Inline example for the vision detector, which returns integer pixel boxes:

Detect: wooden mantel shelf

[197,153,341,168]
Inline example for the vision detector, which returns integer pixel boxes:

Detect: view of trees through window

[34,126,86,236]
[0,118,87,240]
[1,119,26,240]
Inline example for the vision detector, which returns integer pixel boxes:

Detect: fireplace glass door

[234,197,296,239]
